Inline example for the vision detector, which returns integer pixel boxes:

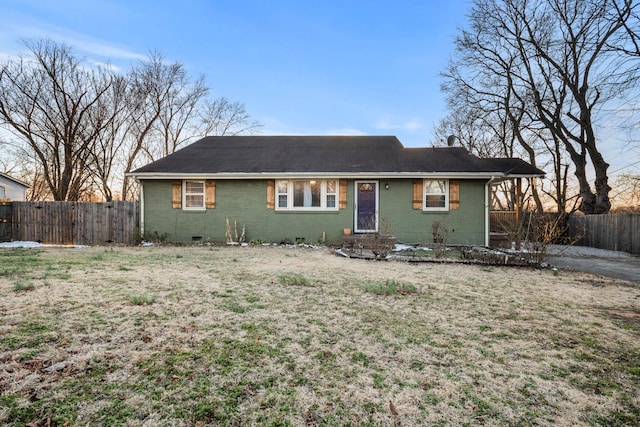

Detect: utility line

[609,159,640,175]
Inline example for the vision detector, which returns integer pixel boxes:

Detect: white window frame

[183,180,206,210]
[275,179,339,211]
[423,179,449,212]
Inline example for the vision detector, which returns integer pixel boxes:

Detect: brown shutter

[339,179,348,209]
[266,180,275,209]
[172,181,181,209]
[205,180,216,209]
[412,179,423,209]
[449,180,460,210]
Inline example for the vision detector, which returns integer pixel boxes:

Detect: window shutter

[205,180,216,209]
[412,179,423,209]
[172,181,181,209]
[339,179,348,209]
[449,180,460,210]
[266,180,275,209]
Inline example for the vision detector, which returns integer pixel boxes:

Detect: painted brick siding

[142,180,353,244]
[142,179,487,245]
[379,180,486,245]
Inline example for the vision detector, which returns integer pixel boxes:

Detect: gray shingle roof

[131,136,544,177]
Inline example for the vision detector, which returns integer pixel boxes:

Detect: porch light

[385,182,389,190]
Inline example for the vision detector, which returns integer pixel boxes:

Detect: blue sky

[0,0,470,148]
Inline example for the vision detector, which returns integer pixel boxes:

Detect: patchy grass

[363,279,418,296]
[129,295,156,306]
[13,279,35,292]
[278,273,311,286]
[0,245,638,426]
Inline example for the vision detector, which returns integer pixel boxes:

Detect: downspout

[139,180,145,239]
[485,176,499,247]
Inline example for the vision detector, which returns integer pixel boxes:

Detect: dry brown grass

[1,245,639,426]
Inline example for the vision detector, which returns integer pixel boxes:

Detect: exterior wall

[142,180,353,244]
[142,179,487,245]
[0,176,27,201]
[379,179,486,245]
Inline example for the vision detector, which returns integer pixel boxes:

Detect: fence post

[0,202,12,242]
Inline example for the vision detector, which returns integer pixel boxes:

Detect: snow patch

[0,241,43,248]
[0,241,88,249]
[393,244,432,252]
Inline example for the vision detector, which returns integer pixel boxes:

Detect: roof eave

[489,173,546,182]
[127,171,544,180]
[0,172,30,188]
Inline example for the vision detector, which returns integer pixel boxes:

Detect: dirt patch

[598,307,640,329]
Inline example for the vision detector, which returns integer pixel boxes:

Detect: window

[326,180,337,208]
[423,179,448,211]
[172,180,215,210]
[275,180,339,211]
[184,180,205,209]
[0,186,5,199]
[276,180,288,208]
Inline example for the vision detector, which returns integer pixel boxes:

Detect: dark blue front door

[355,181,378,232]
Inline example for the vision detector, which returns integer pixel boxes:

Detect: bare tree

[439,29,547,213]
[119,52,189,199]
[120,55,261,200]
[0,141,48,201]
[135,52,209,162]
[87,75,130,201]
[120,52,212,200]
[611,173,640,209]
[611,0,640,56]
[1,41,262,201]
[0,39,116,201]
[436,109,523,211]
[441,0,639,214]
[198,97,262,137]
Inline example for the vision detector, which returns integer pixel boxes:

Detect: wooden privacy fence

[7,201,139,245]
[569,213,640,255]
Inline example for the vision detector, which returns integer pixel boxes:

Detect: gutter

[125,171,536,180]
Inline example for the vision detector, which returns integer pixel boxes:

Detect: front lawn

[1,246,638,426]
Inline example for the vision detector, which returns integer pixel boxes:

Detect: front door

[355,181,378,232]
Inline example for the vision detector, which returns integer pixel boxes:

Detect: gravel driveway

[546,245,640,284]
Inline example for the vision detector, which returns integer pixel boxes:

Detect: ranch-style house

[129,136,544,246]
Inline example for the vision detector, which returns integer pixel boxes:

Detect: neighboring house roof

[0,172,30,188]
[130,136,545,179]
